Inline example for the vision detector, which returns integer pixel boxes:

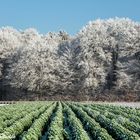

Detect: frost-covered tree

[76,19,112,93]
[0,27,21,58]
[0,27,21,80]
[6,31,74,94]
[0,18,140,97]
[7,32,56,92]
[105,18,140,91]
[76,18,140,93]
[118,25,140,91]
[56,40,74,94]
[7,44,57,93]
[20,28,43,46]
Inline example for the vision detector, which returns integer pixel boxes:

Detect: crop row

[0,102,140,140]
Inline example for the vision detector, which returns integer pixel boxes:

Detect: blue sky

[0,0,140,35]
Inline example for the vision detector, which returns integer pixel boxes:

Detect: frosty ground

[0,102,140,108]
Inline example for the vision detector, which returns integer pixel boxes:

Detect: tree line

[0,18,140,97]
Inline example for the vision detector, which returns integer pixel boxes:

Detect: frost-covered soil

[102,102,140,108]
[0,102,140,108]
[82,102,140,108]
[0,104,8,106]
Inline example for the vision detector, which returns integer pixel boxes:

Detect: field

[0,102,140,140]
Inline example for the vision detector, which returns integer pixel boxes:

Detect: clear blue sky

[0,0,140,35]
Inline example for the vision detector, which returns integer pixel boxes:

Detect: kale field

[0,102,140,140]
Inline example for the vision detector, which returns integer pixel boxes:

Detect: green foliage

[63,103,90,140]
[0,102,140,140]
[69,103,114,140]
[45,102,64,140]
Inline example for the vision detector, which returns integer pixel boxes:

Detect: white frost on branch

[0,18,139,94]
